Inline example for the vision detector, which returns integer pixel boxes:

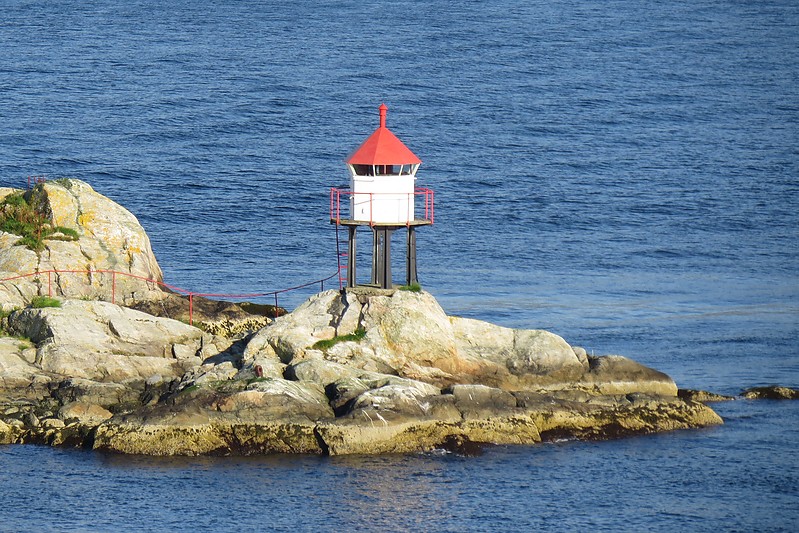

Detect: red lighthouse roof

[346,104,422,165]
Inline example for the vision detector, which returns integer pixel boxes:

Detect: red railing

[0,268,339,326]
[330,187,435,226]
[8,176,341,324]
[27,176,48,190]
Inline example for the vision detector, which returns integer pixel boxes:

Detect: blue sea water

[0,0,798,531]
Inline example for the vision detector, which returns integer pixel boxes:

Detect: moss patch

[312,327,366,351]
[30,296,61,309]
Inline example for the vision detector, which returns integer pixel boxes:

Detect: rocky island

[0,179,723,456]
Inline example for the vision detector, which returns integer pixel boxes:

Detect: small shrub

[399,282,422,292]
[2,193,27,208]
[312,326,367,350]
[30,296,61,308]
[16,235,45,251]
[2,217,35,236]
[0,190,79,250]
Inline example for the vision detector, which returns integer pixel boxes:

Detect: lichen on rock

[0,180,164,308]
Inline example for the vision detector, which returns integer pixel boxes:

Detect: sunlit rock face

[0,179,164,309]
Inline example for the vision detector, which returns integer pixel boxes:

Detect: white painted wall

[349,172,416,224]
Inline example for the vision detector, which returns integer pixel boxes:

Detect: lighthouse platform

[329,187,435,227]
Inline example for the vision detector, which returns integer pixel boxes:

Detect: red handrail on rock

[0,268,340,325]
[9,176,341,325]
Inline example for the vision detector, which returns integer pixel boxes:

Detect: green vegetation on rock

[0,190,79,251]
[312,327,367,350]
[30,296,61,309]
[399,282,422,292]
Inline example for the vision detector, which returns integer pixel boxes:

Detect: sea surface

[1,0,798,531]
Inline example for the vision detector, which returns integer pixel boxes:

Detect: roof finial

[379,103,388,128]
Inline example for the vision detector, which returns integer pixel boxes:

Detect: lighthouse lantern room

[331,104,434,289]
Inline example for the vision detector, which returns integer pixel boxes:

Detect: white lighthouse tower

[331,104,434,289]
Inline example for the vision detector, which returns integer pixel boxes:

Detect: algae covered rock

[678,389,736,403]
[741,385,799,400]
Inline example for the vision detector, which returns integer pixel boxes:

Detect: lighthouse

[331,104,434,289]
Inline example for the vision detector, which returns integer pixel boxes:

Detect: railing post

[189,293,194,326]
[274,293,279,319]
[424,189,428,220]
[407,191,411,227]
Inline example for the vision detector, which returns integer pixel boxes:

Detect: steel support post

[347,226,357,288]
[406,226,418,286]
[379,228,394,289]
[370,227,395,289]
[371,229,379,286]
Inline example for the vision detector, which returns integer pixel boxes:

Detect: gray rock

[284,359,358,386]
[346,384,456,421]
[0,337,43,393]
[51,378,139,408]
[572,346,588,366]
[326,376,371,413]
[41,417,65,429]
[192,361,239,385]
[446,384,518,410]
[58,402,113,425]
[22,411,40,428]
[577,355,678,396]
[244,289,589,390]
[7,300,221,383]
[0,198,726,458]
[508,329,585,375]
[243,290,340,364]
[678,389,736,403]
[229,378,334,421]
[0,418,13,444]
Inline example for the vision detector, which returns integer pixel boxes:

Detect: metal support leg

[347,226,357,288]
[371,229,379,285]
[378,228,394,289]
[406,226,418,286]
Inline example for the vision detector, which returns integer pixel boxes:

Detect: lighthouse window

[352,164,373,176]
[377,165,401,175]
[351,164,407,176]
